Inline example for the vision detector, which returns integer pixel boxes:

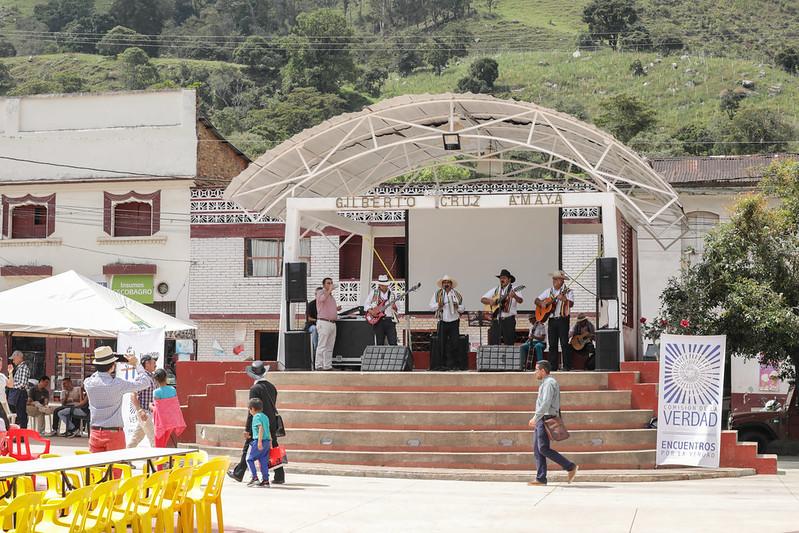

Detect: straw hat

[93,346,119,366]
[548,270,569,280]
[436,275,458,289]
[375,274,390,285]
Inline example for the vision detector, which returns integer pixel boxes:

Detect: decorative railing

[338,280,406,314]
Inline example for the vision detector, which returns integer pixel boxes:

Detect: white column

[358,228,374,306]
[277,204,301,367]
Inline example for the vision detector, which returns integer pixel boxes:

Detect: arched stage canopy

[225,93,684,247]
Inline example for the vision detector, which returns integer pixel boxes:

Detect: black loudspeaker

[332,319,375,369]
[285,331,312,370]
[477,345,523,372]
[361,345,413,371]
[595,329,620,371]
[596,257,618,300]
[430,334,469,370]
[285,262,307,303]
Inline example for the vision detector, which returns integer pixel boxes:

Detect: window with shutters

[11,204,48,239]
[245,238,311,277]
[113,201,153,237]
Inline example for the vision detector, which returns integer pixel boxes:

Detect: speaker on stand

[284,262,309,369]
[595,257,621,372]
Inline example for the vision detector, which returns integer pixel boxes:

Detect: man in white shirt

[534,270,575,371]
[480,268,524,345]
[429,275,464,370]
[364,274,399,345]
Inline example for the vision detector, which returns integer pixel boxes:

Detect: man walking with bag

[528,360,578,485]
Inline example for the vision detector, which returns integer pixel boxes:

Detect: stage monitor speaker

[361,345,413,371]
[285,262,307,303]
[596,257,618,300]
[477,345,523,372]
[430,334,469,370]
[284,331,312,370]
[595,329,620,371]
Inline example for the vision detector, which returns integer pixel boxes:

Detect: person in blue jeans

[520,317,547,370]
[246,398,271,488]
[528,360,578,485]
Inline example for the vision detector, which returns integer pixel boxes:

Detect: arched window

[681,211,720,265]
[113,201,153,237]
[11,204,48,239]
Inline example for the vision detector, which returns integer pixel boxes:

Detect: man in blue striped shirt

[528,360,577,485]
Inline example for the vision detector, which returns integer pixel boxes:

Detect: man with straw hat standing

[428,275,464,370]
[364,274,400,346]
[535,270,575,371]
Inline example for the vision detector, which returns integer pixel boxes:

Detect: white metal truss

[224,93,685,248]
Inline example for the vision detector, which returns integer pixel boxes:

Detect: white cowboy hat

[93,345,119,366]
[375,274,390,285]
[548,270,570,280]
[436,275,458,289]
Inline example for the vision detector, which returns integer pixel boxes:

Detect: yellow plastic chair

[83,479,121,533]
[183,456,230,533]
[152,449,208,471]
[34,484,95,533]
[0,457,34,495]
[155,466,194,533]
[0,491,45,533]
[108,474,145,533]
[133,470,169,533]
[38,454,84,500]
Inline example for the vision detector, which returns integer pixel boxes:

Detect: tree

[244,87,347,141]
[674,124,714,156]
[718,107,795,155]
[0,63,15,95]
[110,0,173,35]
[426,38,450,75]
[0,36,16,57]
[33,0,94,32]
[647,162,799,381]
[594,94,656,143]
[775,46,799,75]
[485,0,500,14]
[97,26,149,56]
[629,59,645,76]
[54,72,84,93]
[355,66,388,97]
[58,14,116,53]
[456,58,499,94]
[233,36,287,83]
[582,0,641,51]
[118,47,160,90]
[282,9,356,93]
[719,88,744,119]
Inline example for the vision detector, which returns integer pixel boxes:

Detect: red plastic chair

[5,428,51,461]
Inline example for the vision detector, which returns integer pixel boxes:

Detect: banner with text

[117,327,165,446]
[656,334,726,468]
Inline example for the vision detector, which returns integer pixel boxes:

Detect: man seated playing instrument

[569,313,596,370]
[480,269,524,346]
[520,316,548,370]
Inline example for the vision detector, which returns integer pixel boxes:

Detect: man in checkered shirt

[7,351,31,428]
[128,354,157,448]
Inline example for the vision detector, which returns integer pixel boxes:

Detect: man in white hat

[428,275,464,370]
[534,270,575,371]
[83,346,152,453]
[364,274,399,345]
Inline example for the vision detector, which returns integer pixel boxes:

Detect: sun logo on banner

[662,342,723,405]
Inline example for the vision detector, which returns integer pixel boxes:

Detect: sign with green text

[111,274,154,304]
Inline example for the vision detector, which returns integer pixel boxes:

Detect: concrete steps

[188,370,659,471]
[214,407,654,430]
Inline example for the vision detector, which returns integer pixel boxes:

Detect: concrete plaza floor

[220,459,799,533]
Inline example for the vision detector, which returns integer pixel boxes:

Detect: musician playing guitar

[480,268,524,345]
[534,270,574,371]
[364,274,400,345]
[569,312,596,370]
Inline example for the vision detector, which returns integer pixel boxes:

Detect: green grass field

[383,49,799,139]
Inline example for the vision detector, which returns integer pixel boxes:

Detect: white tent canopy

[0,270,195,337]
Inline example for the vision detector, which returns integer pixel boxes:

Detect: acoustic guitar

[535,286,571,322]
[483,284,526,321]
[365,282,421,325]
[570,332,593,351]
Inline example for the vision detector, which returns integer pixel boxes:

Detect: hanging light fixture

[442,133,461,151]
